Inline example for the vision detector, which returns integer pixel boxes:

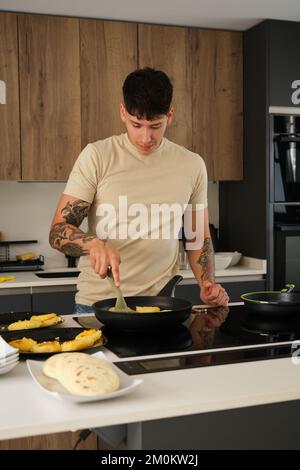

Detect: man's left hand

[200,280,229,306]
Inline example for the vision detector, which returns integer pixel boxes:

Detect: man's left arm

[186,208,229,306]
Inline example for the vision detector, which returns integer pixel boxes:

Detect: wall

[0,181,219,269]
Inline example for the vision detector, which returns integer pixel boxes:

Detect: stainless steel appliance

[271,114,300,291]
[274,115,300,202]
[274,204,300,290]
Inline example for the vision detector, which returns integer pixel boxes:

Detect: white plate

[0,359,19,375]
[0,355,19,367]
[26,352,143,403]
[0,336,18,359]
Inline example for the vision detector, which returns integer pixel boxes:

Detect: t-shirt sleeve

[63,144,102,204]
[189,155,208,209]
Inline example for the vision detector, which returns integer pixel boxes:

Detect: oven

[273,115,300,202]
[274,204,300,291]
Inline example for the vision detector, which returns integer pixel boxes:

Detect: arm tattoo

[197,237,215,283]
[49,199,95,256]
[61,200,90,226]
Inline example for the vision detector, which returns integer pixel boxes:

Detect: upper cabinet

[0,13,20,179]
[138,25,243,180]
[18,14,81,180]
[138,24,192,150]
[191,29,243,180]
[0,13,244,181]
[80,20,137,147]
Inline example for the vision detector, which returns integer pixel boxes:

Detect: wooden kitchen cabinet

[138,24,243,180]
[18,14,81,180]
[1,12,243,181]
[0,12,21,179]
[190,29,243,180]
[80,19,137,147]
[0,430,97,450]
[138,24,193,150]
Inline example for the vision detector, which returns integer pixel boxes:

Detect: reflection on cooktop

[102,324,193,357]
[103,304,300,358]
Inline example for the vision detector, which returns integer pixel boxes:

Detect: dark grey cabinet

[269,20,300,107]
[175,280,266,304]
[32,291,76,315]
[0,287,77,315]
[0,293,31,314]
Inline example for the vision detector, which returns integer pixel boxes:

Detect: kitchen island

[1,313,300,449]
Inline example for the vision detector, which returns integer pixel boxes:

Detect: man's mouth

[139,144,153,151]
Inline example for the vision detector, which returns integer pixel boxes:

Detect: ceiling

[0,0,300,31]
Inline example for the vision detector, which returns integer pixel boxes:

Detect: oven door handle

[275,135,300,144]
[275,224,300,231]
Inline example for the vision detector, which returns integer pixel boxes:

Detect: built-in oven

[273,115,300,202]
[274,204,300,291]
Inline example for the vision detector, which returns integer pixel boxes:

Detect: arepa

[54,354,120,396]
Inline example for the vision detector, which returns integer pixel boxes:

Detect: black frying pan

[241,284,300,316]
[93,275,192,331]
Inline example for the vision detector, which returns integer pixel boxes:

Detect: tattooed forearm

[49,223,96,256]
[197,237,215,283]
[60,200,90,226]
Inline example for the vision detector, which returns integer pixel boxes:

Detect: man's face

[120,104,173,155]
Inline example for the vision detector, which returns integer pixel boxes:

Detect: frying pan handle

[158,275,183,297]
[281,284,295,293]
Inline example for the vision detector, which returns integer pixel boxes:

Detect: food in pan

[31,341,61,353]
[30,313,57,322]
[109,305,172,313]
[7,313,63,331]
[135,306,161,313]
[43,352,120,396]
[9,337,37,352]
[8,329,102,353]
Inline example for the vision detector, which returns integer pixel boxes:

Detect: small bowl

[214,254,232,270]
[216,251,242,267]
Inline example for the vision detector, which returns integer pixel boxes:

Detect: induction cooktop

[74,304,300,366]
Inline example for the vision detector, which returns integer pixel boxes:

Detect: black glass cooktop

[77,304,300,359]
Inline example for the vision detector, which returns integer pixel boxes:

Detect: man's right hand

[89,239,121,287]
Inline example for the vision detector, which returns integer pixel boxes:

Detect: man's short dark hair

[122,67,173,120]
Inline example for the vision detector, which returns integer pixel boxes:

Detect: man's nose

[141,128,152,143]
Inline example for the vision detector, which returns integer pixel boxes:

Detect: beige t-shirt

[64,133,207,305]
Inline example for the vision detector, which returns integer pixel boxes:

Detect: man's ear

[167,107,174,125]
[120,103,126,123]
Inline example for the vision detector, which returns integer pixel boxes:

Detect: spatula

[106,269,135,313]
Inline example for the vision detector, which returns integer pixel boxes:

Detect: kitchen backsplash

[0,181,219,268]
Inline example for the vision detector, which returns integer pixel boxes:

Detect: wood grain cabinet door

[191,29,243,180]
[0,13,20,179]
[80,20,137,147]
[18,14,81,180]
[138,24,193,150]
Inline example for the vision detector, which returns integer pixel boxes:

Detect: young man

[49,68,229,313]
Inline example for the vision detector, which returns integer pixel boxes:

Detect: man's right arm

[49,194,121,286]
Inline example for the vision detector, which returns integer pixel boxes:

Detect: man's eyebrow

[129,118,163,125]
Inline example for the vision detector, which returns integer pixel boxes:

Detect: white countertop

[0,257,266,290]
[0,314,299,441]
